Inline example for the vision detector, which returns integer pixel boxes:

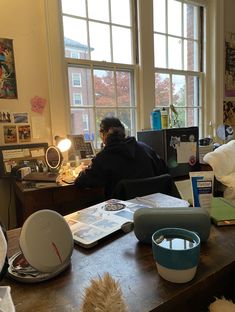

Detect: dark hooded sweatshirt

[75,136,167,199]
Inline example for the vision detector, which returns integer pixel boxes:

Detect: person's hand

[80,162,89,171]
[75,162,89,175]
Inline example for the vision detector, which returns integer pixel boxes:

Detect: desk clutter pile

[1,191,235,311]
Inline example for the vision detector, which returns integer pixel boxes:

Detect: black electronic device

[137,127,199,178]
[67,135,96,161]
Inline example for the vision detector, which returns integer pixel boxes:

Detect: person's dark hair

[100,117,125,142]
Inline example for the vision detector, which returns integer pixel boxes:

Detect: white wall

[0,0,51,143]
[0,0,51,228]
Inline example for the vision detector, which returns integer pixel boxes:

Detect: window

[61,0,136,146]
[73,92,83,106]
[72,73,82,87]
[82,114,89,131]
[59,0,206,143]
[71,50,80,59]
[153,0,204,129]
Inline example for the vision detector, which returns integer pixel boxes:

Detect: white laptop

[64,193,189,248]
[64,199,138,248]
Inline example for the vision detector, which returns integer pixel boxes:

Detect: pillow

[203,140,235,179]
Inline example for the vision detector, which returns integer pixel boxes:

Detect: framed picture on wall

[224,100,235,126]
[0,38,18,99]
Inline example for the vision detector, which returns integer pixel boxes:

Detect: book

[210,197,235,226]
[131,193,190,208]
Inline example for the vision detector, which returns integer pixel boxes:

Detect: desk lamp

[55,136,72,153]
[54,136,74,180]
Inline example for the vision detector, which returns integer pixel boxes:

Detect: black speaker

[133,207,211,244]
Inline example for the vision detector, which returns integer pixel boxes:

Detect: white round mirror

[45,146,62,171]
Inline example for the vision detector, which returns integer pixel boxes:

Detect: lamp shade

[55,137,72,153]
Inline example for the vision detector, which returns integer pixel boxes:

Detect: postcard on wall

[225,32,235,97]
[18,125,31,143]
[13,112,29,124]
[0,38,18,99]
[224,101,235,126]
[3,125,17,144]
[0,111,11,123]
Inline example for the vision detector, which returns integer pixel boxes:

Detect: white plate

[8,251,71,283]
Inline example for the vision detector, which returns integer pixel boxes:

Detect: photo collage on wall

[224,32,235,127]
[1,111,31,144]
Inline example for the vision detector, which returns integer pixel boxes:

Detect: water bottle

[151,108,162,130]
[161,107,169,129]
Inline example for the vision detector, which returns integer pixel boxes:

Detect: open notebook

[210,197,235,226]
[64,193,190,248]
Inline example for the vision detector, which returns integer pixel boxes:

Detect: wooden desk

[14,182,104,227]
[1,225,235,312]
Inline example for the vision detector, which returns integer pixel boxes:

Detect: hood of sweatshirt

[104,136,137,160]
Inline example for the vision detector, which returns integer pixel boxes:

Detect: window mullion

[181,1,184,70]
[169,73,173,106]
[108,0,113,62]
[131,0,137,65]
[91,65,97,147]
[166,0,168,68]
[185,74,188,108]
[85,0,91,60]
[114,67,118,114]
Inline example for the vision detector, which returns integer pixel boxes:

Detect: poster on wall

[223,100,235,126]
[225,32,235,97]
[0,38,18,99]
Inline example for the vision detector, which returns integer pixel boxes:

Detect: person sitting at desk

[75,117,167,199]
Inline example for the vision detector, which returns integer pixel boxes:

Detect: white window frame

[72,73,82,87]
[61,0,138,146]
[72,92,83,106]
[71,50,80,59]
[153,0,204,133]
[82,113,89,131]
[45,0,224,141]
